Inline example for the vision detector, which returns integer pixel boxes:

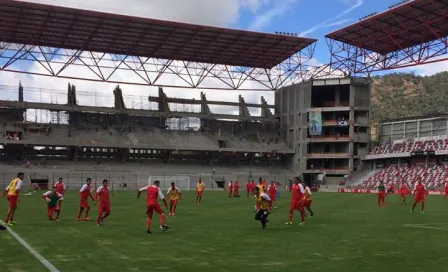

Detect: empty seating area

[359,165,448,189]
[370,138,448,155]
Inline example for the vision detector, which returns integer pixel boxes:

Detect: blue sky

[234,0,398,65]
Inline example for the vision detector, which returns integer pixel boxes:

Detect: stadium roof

[0,0,316,69]
[326,0,448,55]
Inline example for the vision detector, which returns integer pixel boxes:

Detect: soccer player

[444,181,448,200]
[95,179,111,226]
[228,181,233,197]
[303,183,314,217]
[2,172,24,226]
[54,177,66,207]
[285,176,305,225]
[400,180,408,204]
[257,178,266,193]
[254,186,271,229]
[377,180,387,207]
[411,178,426,214]
[246,181,251,197]
[77,178,94,221]
[233,180,240,197]
[166,182,182,216]
[250,180,256,196]
[267,181,277,209]
[42,187,64,221]
[196,179,205,205]
[137,180,169,234]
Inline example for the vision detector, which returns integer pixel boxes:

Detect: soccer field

[1,191,448,272]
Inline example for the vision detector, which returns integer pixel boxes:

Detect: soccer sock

[173,205,177,214]
[300,210,305,222]
[56,210,61,219]
[160,214,166,226]
[288,212,293,222]
[102,212,110,221]
[97,214,102,224]
[77,208,83,218]
[146,217,151,230]
[421,203,425,211]
[412,202,417,211]
[85,208,90,219]
[10,212,14,222]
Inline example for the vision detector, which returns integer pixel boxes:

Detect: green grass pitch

[1,191,448,272]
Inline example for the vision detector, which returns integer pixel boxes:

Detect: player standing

[303,183,314,217]
[254,186,271,229]
[54,177,66,207]
[228,181,233,197]
[444,181,448,200]
[77,178,94,221]
[246,181,251,197]
[285,177,305,225]
[42,187,63,221]
[267,181,277,209]
[2,172,24,226]
[400,180,408,204]
[257,178,266,193]
[377,180,387,208]
[166,182,182,216]
[95,179,111,226]
[233,180,240,197]
[410,178,426,214]
[137,180,169,234]
[196,179,205,205]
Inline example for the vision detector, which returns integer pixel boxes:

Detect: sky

[0,0,447,119]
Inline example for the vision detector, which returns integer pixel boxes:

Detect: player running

[95,179,111,226]
[196,179,205,205]
[267,181,277,209]
[54,177,66,207]
[410,178,426,214]
[285,176,306,226]
[166,182,182,216]
[137,180,169,234]
[377,180,387,207]
[303,183,314,217]
[400,180,408,204]
[254,186,271,229]
[2,172,24,226]
[42,187,64,221]
[77,178,94,221]
[257,178,266,193]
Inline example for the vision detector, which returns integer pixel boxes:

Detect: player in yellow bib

[254,186,271,229]
[196,180,205,205]
[303,184,314,217]
[166,182,182,216]
[2,173,24,226]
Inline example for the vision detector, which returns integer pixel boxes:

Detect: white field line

[0,220,60,272]
[403,224,448,231]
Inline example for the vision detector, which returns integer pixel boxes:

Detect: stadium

[0,0,447,271]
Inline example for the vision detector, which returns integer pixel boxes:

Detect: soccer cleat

[76,217,81,221]
[56,219,60,222]
[285,222,292,225]
[84,218,91,221]
[10,221,17,225]
[6,222,14,227]
[160,225,169,232]
[147,229,152,234]
[409,210,413,214]
[299,222,305,226]
[421,211,425,214]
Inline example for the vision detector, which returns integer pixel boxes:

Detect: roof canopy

[326,0,448,55]
[0,0,316,69]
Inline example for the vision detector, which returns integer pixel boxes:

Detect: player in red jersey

[285,177,305,225]
[166,182,182,216]
[411,178,426,214]
[95,179,111,226]
[196,179,205,205]
[444,182,448,200]
[54,177,66,207]
[233,181,240,197]
[42,187,64,221]
[2,172,24,226]
[77,178,94,221]
[400,181,408,204]
[228,181,233,197]
[246,181,252,197]
[137,180,169,234]
[267,181,278,209]
[377,180,387,208]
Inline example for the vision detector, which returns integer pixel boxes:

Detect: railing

[307,153,350,158]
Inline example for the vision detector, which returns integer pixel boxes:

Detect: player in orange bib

[303,183,314,217]
[166,182,182,216]
[257,178,266,193]
[95,179,111,226]
[196,179,205,205]
[2,172,24,226]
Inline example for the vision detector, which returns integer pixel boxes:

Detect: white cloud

[2,0,277,118]
[248,0,299,31]
[396,60,448,76]
[299,0,363,37]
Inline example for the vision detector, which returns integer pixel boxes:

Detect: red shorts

[80,198,90,208]
[99,202,110,214]
[197,191,203,196]
[7,195,18,209]
[289,201,303,211]
[401,193,407,198]
[146,203,163,216]
[304,200,312,208]
[170,199,178,205]
[47,205,60,216]
[445,190,448,195]
[414,196,425,203]
[268,193,276,201]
